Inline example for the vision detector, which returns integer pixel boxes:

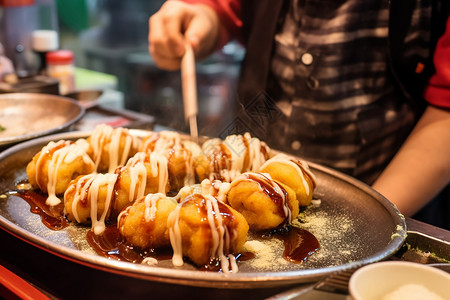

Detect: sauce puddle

[13,183,321,270]
[15,189,69,230]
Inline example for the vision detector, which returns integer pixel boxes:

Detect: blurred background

[0,0,244,136]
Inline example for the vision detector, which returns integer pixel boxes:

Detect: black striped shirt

[265,0,431,183]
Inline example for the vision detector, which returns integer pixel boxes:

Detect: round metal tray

[0,130,407,289]
[0,93,84,147]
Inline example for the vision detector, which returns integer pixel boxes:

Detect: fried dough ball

[118,193,177,249]
[167,193,248,272]
[194,133,270,182]
[26,139,95,206]
[141,131,201,191]
[259,154,317,207]
[64,152,172,234]
[227,172,298,231]
[87,124,142,173]
[122,152,170,195]
[64,173,123,234]
[174,179,231,204]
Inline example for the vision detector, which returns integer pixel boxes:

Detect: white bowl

[349,261,450,300]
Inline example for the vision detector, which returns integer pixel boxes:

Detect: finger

[149,16,184,57]
[184,16,216,59]
[162,13,189,57]
[149,39,183,70]
[150,4,191,56]
[151,51,183,71]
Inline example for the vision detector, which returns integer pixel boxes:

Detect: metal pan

[0,93,85,148]
[0,130,407,289]
[64,89,103,109]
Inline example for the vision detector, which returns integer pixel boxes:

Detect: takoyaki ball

[242,133,271,171]
[64,173,121,235]
[174,179,231,204]
[167,193,248,269]
[259,154,317,207]
[194,133,271,183]
[26,139,95,206]
[87,124,142,173]
[118,193,177,249]
[166,142,200,191]
[194,138,232,182]
[124,152,170,195]
[141,131,201,191]
[227,172,298,231]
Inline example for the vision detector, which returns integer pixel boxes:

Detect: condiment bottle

[32,30,58,75]
[46,50,75,95]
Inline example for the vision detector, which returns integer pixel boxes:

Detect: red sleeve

[183,0,242,47]
[423,16,450,108]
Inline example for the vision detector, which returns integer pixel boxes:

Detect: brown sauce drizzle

[181,194,238,252]
[245,173,288,219]
[208,144,231,181]
[271,226,320,263]
[87,224,255,271]
[87,224,319,270]
[291,158,317,190]
[15,189,69,230]
[69,175,91,208]
[85,226,172,263]
[13,182,320,270]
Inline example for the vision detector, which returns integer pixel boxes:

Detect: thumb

[184,17,217,59]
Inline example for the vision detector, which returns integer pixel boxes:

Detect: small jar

[46,50,75,95]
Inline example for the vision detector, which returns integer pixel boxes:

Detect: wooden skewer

[181,43,198,141]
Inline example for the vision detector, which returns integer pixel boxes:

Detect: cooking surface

[0,130,406,289]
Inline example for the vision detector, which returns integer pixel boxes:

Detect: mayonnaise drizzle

[127,162,147,201]
[200,179,230,203]
[202,138,230,182]
[205,194,236,273]
[142,131,199,187]
[90,124,141,172]
[203,133,269,183]
[259,153,316,197]
[143,193,166,222]
[167,194,238,272]
[167,203,183,266]
[149,152,169,193]
[90,124,109,171]
[90,173,118,235]
[223,135,247,181]
[126,152,169,194]
[245,133,269,171]
[67,174,96,223]
[35,140,95,206]
[65,173,118,235]
[173,179,231,203]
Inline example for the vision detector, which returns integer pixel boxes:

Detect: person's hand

[149,1,220,70]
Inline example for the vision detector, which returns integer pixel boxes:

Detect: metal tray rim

[0,93,85,146]
[0,130,407,289]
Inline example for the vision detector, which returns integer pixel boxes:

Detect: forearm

[372,105,450,216]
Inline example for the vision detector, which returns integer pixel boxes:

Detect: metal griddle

[0,130,407,289]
